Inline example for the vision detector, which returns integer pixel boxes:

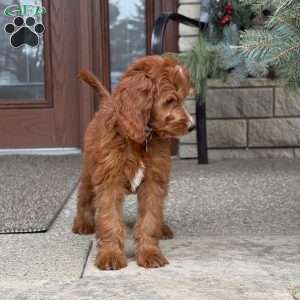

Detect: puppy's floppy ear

[115,72,154,143]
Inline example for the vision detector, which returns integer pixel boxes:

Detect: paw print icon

[4,16,44,48]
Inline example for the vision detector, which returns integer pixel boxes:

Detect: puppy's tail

[79,70,110,100]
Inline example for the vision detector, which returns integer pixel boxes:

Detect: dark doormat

[0,155,81,234]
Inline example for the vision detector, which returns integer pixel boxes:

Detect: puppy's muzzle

[184,105,195,133]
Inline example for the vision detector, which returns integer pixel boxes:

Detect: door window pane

[0,0,44,101]
[109,0,146,87]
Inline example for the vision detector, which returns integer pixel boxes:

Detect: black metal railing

[151,12,208,164]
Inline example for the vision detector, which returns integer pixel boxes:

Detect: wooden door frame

[148,0,179,155]
[78,0,110,147]
[78,0,179,148]
[146,0,179,55]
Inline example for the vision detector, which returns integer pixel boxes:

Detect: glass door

[0,0,45,103]
[0,0,81,148]
[109,0,146,86]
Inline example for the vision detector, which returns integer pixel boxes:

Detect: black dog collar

[144,125,153,152]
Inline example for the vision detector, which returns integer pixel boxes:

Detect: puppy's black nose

[188,124,195,132]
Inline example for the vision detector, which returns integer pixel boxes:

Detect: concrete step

[124,159,300,235]
[0,164,299,300]
[2,235,298,300]
[82,235,299,300]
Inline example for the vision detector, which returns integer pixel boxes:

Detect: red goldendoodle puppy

[72,55,194,270]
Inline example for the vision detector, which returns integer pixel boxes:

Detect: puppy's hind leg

[72,171,95,235]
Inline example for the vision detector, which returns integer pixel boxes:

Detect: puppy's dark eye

[165,97,177,107]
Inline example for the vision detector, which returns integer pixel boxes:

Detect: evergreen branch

[240,0,300,88]
[269,14,300,30]
[272,43,300,63]
[239,30,275,62]
[176,36,210,97]
[240,0,281,8]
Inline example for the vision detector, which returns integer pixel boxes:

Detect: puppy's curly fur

[72,55,193,270]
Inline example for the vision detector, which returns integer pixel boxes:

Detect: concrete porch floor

[0,159,299,300]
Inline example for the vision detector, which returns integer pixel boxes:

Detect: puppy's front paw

[137,247,169,268]
[95,249,128,270]
[160,223,174,240]
[72,217,95,235]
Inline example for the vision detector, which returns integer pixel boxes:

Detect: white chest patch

[131,163,145,192]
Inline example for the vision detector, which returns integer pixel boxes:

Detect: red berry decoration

[224,1,234,15]
[219,14,232,27]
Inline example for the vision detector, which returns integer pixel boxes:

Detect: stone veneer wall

[178,0,300,160]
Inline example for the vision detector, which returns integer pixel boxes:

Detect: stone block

[207,78,282,88]
[180,120,247,147]
[209,148,294,160]
[180,120,247,148]
[275,87,300,116]
[206,88,273,118]
[294,149,300,159]
[249,118,300,147]
[180,130,196,143]
[207,119,247,147]
[179,144,197,158]
[179,0,200,3]
[179,23,200,36]
[178,4,200,18]
[179,36,198,51]
[179,146,295,160]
